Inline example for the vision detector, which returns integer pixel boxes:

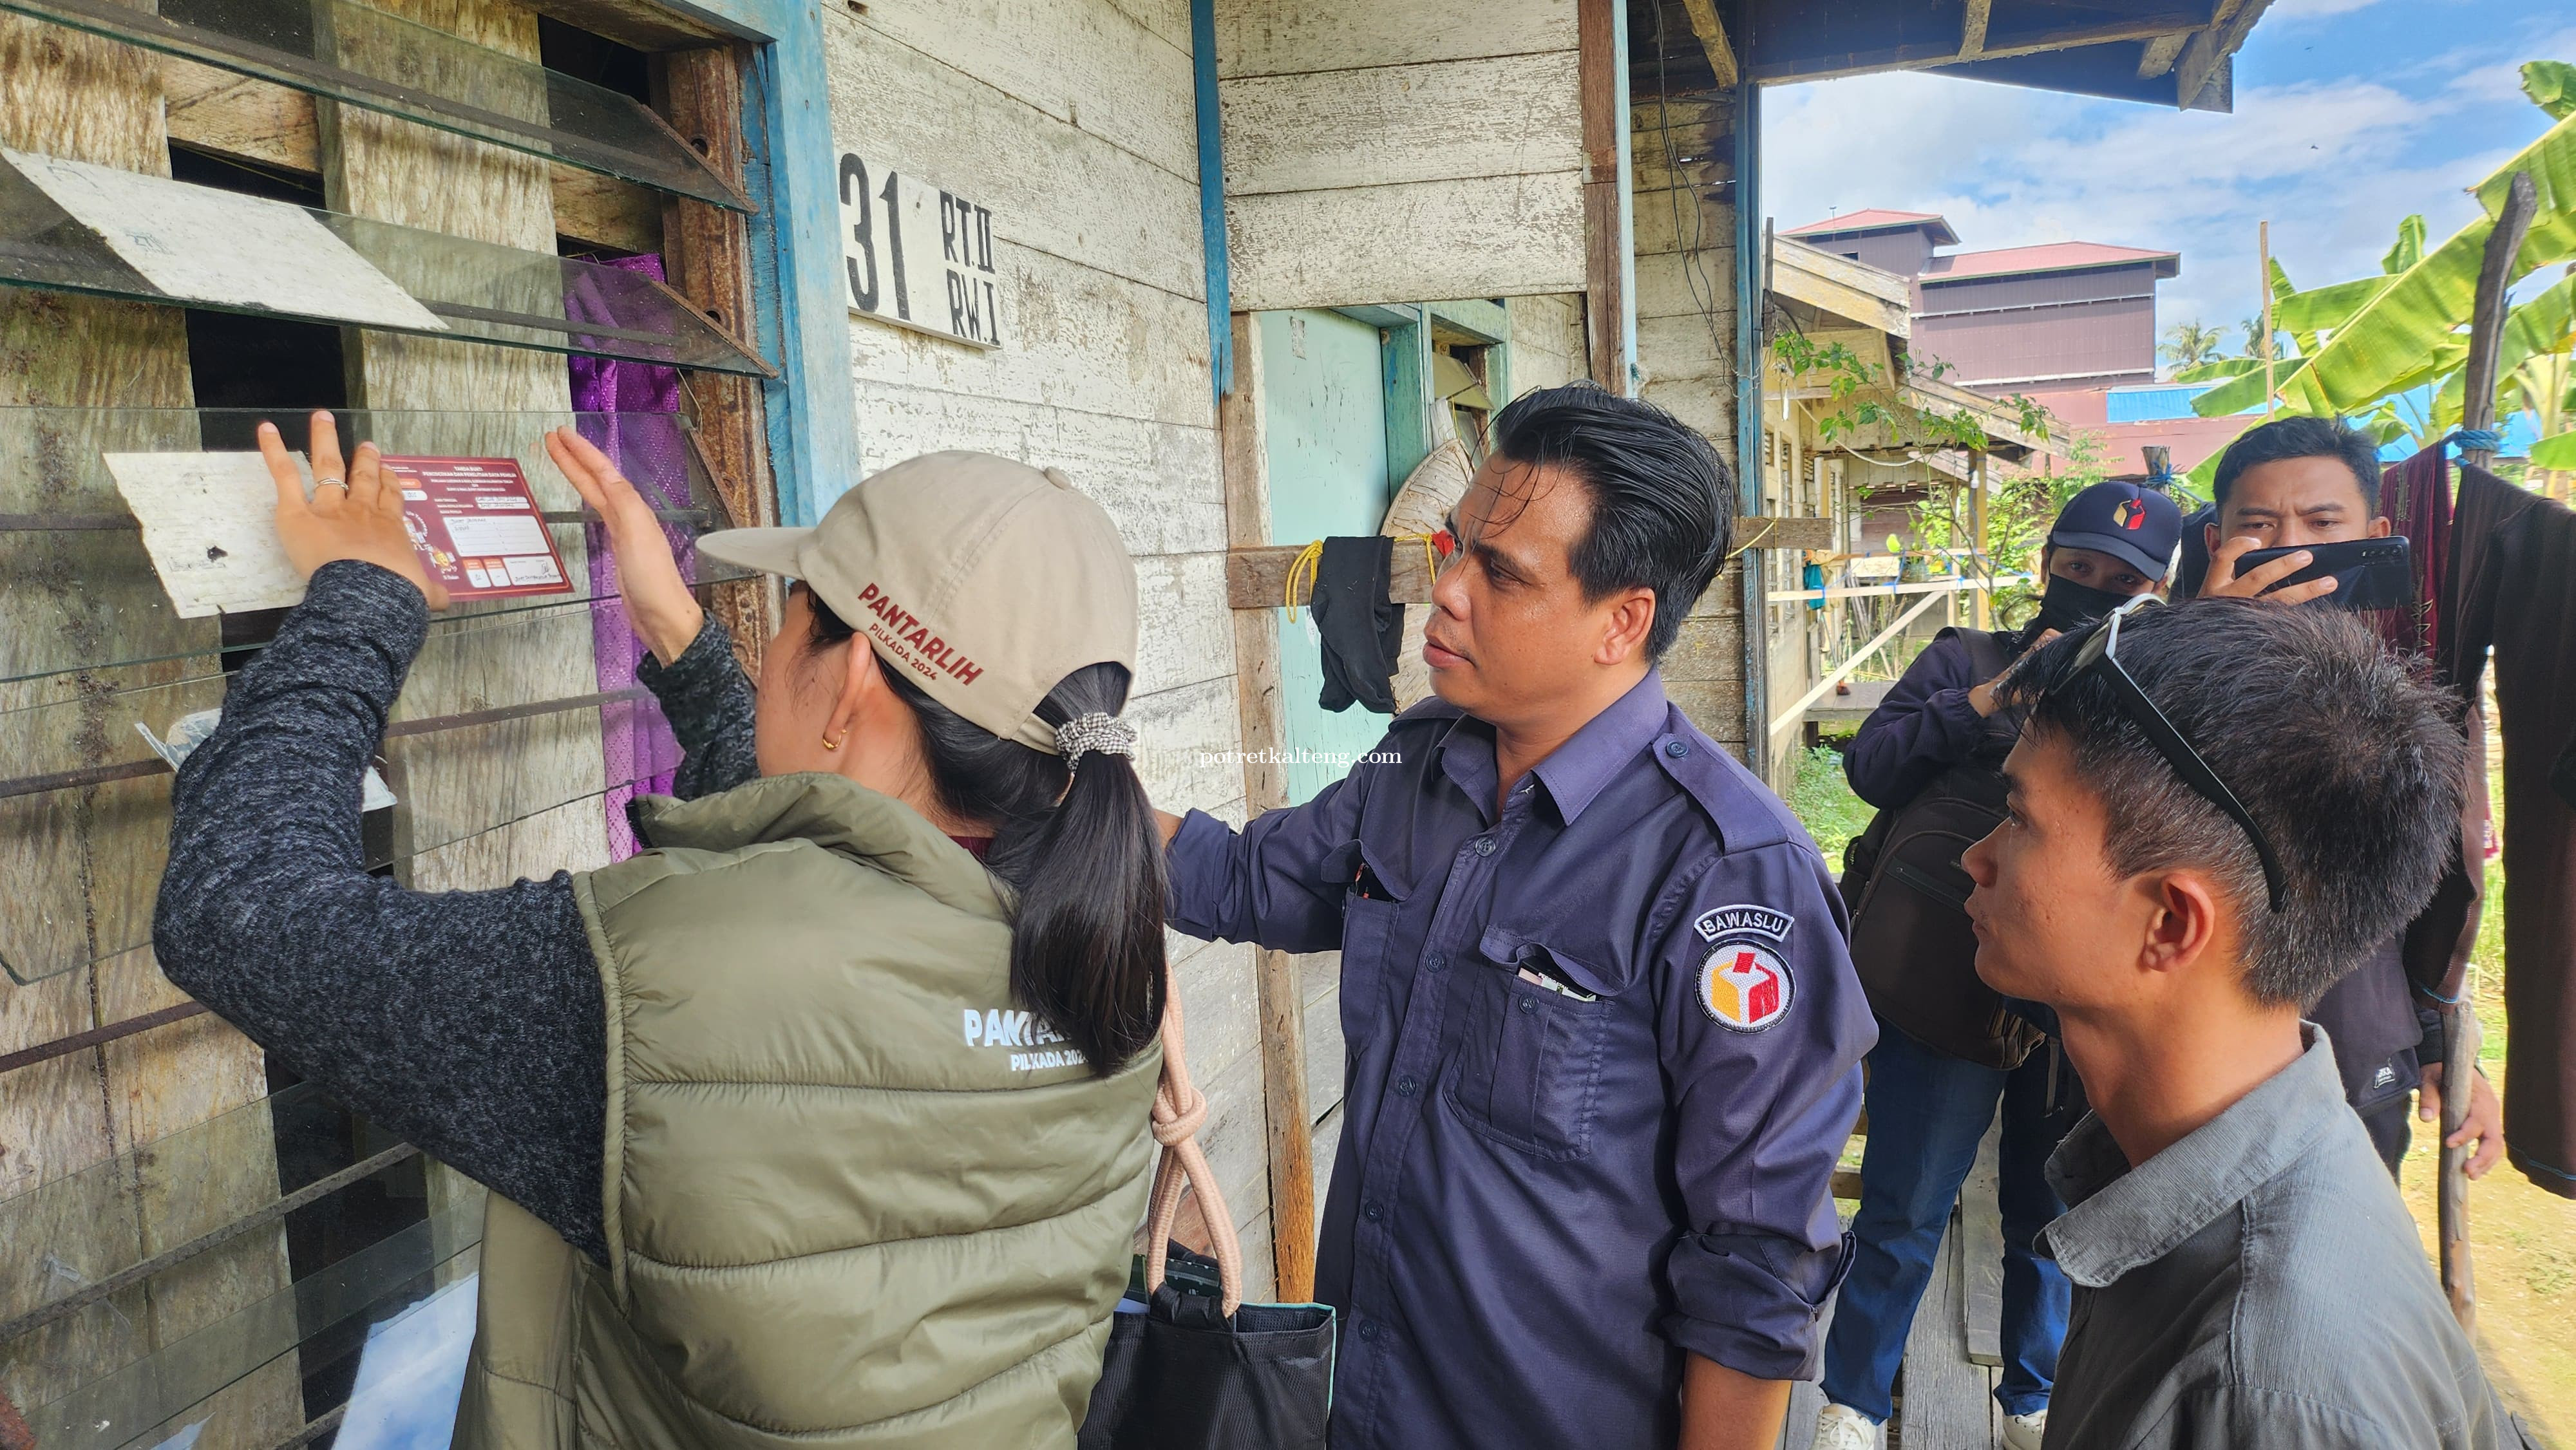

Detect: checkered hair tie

[1053,712,1136,772]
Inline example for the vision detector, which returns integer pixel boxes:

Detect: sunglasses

[2048,596,2287,912]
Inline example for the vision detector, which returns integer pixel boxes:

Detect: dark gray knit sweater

[155,561,757,1263]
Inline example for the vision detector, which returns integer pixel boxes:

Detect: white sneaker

[1812,1401,1882,1450]
[2002,1407,2048,1450]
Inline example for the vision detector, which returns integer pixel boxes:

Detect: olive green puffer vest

[453,774,1161,1450]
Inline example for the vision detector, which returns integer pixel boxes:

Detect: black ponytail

[805,598,1166,1074]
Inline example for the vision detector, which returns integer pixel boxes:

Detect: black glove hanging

[1309,535,1405,715]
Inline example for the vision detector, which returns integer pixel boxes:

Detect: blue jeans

[1819,1022,2079,1422]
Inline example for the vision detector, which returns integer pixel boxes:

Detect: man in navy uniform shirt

[1157,385,1874,1450]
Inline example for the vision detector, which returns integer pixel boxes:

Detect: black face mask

[2029,573,2137,637]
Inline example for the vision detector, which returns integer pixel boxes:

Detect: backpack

[1839,628,2047,1070]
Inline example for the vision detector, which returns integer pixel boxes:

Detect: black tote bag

[1077,968,1335,1449]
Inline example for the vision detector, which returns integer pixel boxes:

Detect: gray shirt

[2038,1028,2524,1450]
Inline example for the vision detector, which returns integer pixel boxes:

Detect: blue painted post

[663,0,859,527]
[1191,0,1233,401]
[1381,306,1432,494]
[1732,77,1766,775]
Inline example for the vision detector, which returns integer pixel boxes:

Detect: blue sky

[1760,0,2575,345]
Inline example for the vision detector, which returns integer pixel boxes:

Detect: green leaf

[2527,61,2576,121]
[2500,272,2576,375]
[2272,259,2324,357]
[2189,355,2332,418]
[2240,111,2576,418]
[2175,356,2264,382]
[2533,429,2576,468]
[2275,275,2391,334]
[2383,214,2427,274]
[2472,109,2576,279]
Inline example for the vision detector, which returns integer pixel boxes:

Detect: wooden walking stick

[2441,168,2537,1334]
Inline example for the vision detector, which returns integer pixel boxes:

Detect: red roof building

[1785,213,2180,393]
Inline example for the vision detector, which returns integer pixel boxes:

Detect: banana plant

[2190,71,2576,422]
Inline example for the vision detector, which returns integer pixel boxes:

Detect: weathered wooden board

[1636,315,1739,384]
[1174,936,1263,1089]
[1662,611,1747,685]
[1901,1218,2003,1450]
[821,13,1204,302]
[1227,173,1586,314]
[1627,93,1726,189]
[1636,249,1745,323]
[1233,1208,1278,1303]
[1126,675,1246,815]
[1220,54,1582,197]
[1641,380,1732,446]
[1962,1119,2005,1367]
[1193,1047,1276,1243]
[158,62,657,252]
[846,239,1217,431]
[0,12,295,1439]
[1631,183,1739,263]
[837,0,1197,183]
[1132,551,1238,698]
[1227,543,1439,608]
[849,383,1227,558]
[1506,292,1586,395]
[659,44,775,673]
[1773,240,1911,338]
[1218,0,1573,79]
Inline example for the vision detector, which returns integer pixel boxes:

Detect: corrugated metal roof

[1784,209,1960,245]
[1922,242,2181,282]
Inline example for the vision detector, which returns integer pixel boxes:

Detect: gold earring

[822,729,845,751]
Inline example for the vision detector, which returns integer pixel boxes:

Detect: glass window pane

[1,405,761,986]
[0,154,775,375]
[0,0,746,212]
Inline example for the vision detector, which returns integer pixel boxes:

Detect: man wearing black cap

[1815,481,2181,1450]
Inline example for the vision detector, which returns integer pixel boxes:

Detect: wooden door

[1257,308,1399,805]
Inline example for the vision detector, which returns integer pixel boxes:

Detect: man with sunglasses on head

[2193,417,2502,1183]
[1812,480,2181,1450]
[1960,597,2524,1449]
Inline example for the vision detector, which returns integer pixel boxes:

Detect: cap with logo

[2048,480,2183,581]
[696,451,1138,753]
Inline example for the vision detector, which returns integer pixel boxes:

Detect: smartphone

[2235,536,2411,611]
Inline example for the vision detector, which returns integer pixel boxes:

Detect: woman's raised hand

[544,426,704,664]
[260,412,450,610]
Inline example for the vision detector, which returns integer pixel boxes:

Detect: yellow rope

[1724,518,1777,561]
[1282,534,1446,619]
[1283,538,1324,619]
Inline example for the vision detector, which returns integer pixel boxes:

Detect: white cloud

[1759,55,2545,346]
[2267,0,2385,22]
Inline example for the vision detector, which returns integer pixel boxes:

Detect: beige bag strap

[1143,962,1244,1316]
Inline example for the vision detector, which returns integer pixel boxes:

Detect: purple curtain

[569,254,694,860]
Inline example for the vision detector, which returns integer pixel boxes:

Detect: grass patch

[1791,742,1876,865]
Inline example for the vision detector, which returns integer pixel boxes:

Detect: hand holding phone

[2233,536,2411,612]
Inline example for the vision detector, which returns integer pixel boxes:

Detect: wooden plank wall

[1507,294,1588,398]
[1628,88,1747,758]
[1216,0,1586,312]
[317,0,601,1256]
[817,0,1280,1295]
[0,15,300,1439]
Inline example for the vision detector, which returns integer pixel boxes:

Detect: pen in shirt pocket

[1515,964,1599,1002]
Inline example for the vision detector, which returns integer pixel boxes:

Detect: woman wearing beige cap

[154,414,1171,1449]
